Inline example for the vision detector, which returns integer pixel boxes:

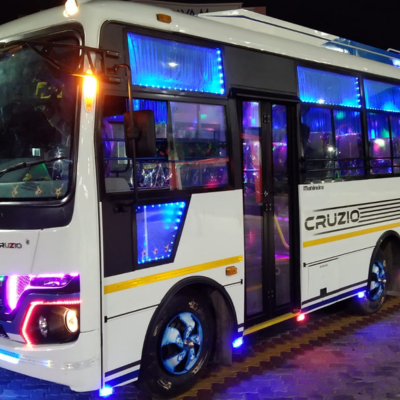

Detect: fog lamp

[21,300,81,345]
[66,309,78,333]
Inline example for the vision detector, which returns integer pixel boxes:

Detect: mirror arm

[115,64,138,207]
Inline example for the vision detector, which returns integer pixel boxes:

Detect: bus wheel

[140,294,214,398]
[352,249,387,315]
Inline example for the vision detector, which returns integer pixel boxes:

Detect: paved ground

[2,296,400,399]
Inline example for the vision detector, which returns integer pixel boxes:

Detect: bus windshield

[0,41,78,200]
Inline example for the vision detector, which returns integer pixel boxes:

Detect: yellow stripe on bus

[244,312,300,336]
[303,221,400,248]
[104,255,243,294]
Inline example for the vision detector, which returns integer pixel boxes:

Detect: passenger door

[241,100,294,320]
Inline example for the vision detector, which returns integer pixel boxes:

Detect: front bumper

[0,329,100,391]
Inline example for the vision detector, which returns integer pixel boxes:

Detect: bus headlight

[21,300,81,345]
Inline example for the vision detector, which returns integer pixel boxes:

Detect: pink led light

[6,274,80,311]
[7,275,19,311]
[21,299,81,346]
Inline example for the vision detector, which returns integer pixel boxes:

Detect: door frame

[237,94,302,328]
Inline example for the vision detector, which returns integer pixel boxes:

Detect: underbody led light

[99,386,114,397]
[232,337,244,348]
[0,348,20,365]
[296,313,305,322]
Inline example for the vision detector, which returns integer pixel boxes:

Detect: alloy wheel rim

[368,260,386,301]
[160,312,203,375]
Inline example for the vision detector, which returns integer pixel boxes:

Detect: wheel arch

[373,230,400,293]
[140,276,239,374]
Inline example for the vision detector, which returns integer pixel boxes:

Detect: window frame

[122,25,228,100]
[0,24,83,230]
[97,91,235,203]
[297,61,400,183]
[300,103,366,181]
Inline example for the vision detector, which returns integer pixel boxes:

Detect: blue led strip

[136,201,187,265]
[0,348,20,364]
[297,66,361,108]
[127,32,225,95]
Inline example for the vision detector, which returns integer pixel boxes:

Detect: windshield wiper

[0,157,67,179]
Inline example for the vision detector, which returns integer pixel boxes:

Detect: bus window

[334,110,364,177]
[367,113,391,174]
[390,115,400,173]
[102,97,229,192]
[300,106,334,181]
[0,41,77,199]
[169,102,228,190]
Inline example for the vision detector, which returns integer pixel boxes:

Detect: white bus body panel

[299,178,400,309]
[103,190,245,379]
[0,96,101,389]
[0,331,100,392]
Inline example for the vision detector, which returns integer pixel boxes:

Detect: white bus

[0,0,398,397]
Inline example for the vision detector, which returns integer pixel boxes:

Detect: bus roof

[1,1,400,81]
[199,9,400,71]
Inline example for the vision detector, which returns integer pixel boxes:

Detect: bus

[0,0,399,397]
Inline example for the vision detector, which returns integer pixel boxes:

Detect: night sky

[1,0,400,53]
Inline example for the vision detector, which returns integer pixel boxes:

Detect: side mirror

[123,110,156,158]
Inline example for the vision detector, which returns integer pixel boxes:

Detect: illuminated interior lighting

[298,66,361,108]
[357,292,365,299]
[296,313,305,322]
[374,138,385,148]
[64,0,78,17]
[83,69,97,112]
[21,300,81,346]
[99,386,114,397]
[127,33,224,95]
[232,337,243,348]
[137,201,186,264]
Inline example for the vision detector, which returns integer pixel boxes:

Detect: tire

[140,293,214,398]
[351,248,388,315]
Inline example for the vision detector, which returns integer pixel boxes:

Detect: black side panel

[225,46,298,96]
[0,203,75,230]
[102,202,134,277]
